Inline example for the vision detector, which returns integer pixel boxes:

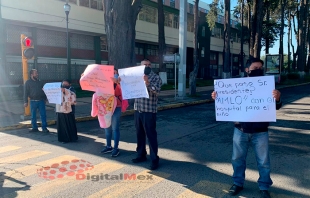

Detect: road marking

[88,170,170,198]
[177,181,219,198]
[0,150,50,167]
[0,146,21,154]
[12,162,124,198]
[3,155,77,184]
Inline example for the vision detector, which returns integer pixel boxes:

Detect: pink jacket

[91,93,117,128]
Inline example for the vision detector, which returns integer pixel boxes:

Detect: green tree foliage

[206,0,220,30]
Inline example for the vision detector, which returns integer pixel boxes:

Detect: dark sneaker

[229,184,243,196]
[101,146,113,154]
[29,129,40,132]
[260,190,271,198]
[111,149,120,157]
[132,156,147,163]
[42,129,50,133]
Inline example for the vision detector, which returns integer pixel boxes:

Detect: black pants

[134,111,158,161]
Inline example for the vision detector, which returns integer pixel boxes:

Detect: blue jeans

[232,127,273,190]
[30,100,47,130]
[104,107,121,149]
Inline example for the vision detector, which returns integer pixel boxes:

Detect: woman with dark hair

[56,80,78,143]
[100,69,123,157]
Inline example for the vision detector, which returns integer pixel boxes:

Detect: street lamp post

[64,2,71,80]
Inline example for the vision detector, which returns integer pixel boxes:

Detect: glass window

[100,36,108,51]
[146,44,158,56]
[210,52,217,60]
[138,5,157,23]
[187,17,194,32]
[201,47,205,57]
[170,0,175,8]
[79,0,89,7]
[202,26,205,37]
[189,4,193,14]
[59,0,77,4]
[79,0,102,10]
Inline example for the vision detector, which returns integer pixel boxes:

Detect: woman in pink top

[100,69,123,157]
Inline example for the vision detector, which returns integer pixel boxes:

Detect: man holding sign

[131,59,162,170]
[212,58,282,198]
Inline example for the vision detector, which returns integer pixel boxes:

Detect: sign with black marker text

[214,76,276,122]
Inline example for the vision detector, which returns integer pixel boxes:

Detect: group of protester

[24,58,281,198]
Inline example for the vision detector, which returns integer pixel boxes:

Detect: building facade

[0,0,249,87]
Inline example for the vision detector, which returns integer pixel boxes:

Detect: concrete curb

[0,99,214,132]
[1,82,308,132]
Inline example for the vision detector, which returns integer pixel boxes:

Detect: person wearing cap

[211,58,282,198]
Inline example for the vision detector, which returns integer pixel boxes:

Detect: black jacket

[24,79,46,103]
[235,100,282,133]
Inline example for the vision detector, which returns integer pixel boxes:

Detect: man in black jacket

[212,58,281,198]
[24,69,49,132]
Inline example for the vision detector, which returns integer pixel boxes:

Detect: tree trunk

[223,0,231,78]
[249,0,264,58]
[158,0,166,72]
[247,3,251,54]
[287,8,291,72]
[292,13,298,70]
[250,1,255,57]
[103,0,142,69]
[265,5,270,55]
[297,0,307,72]
[279,0,285,71]
[254,0,264,58]
[189,0,200,95]
[307,10,310,72]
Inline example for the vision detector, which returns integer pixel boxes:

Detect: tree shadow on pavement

[0,171,31,197]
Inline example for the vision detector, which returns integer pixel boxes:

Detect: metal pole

[174,53,177,100]
[178,0,187,98]
[66,13,71,81]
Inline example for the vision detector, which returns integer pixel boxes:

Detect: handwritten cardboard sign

[214,76,276,122]
[43,82,62,104]
[80,64,114,94]
[118,66,149,99]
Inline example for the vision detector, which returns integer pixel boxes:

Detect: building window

[79,0,103,10]
[71,34,94,50]
[189,4,193,14]
[202,26,205,37]
[187,17,194,32]
[170,0,175,8]
[210,52,217,60]
[100,36,108,51]
[146,44,158,56]
[59,0,77,4]
[217,15,223,23]
[135,43,144,55]
[211,27,222,38]
[79,0,89,7]
[138,5,157,23]
[201,47,205,57]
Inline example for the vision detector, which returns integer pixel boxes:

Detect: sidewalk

[0,86,215,131]
[0,82,309,131]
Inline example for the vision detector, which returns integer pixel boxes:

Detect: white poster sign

[43,82,62,104]
[118,66,149,99]
[214,76,276,122]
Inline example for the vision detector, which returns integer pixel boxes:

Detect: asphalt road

[0,85,309,198]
